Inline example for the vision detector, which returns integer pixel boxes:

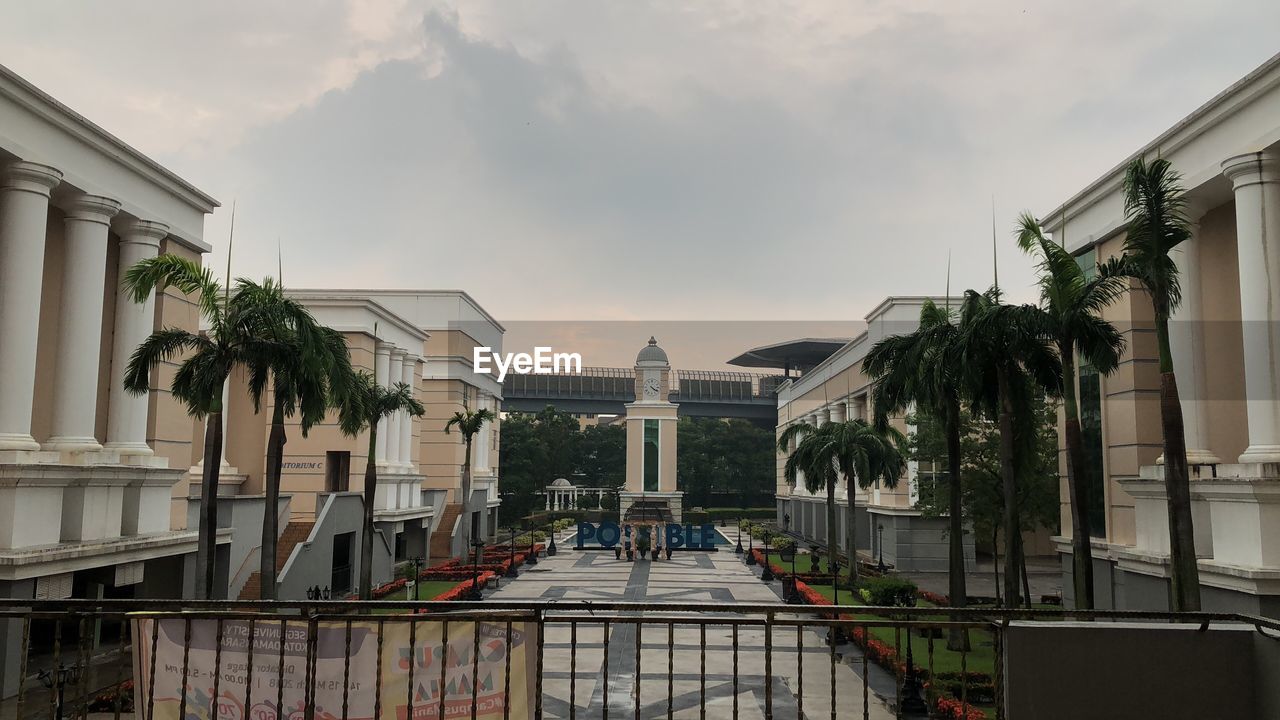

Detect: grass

[372,581,469,609]
[760,552,854,579]
[805,583,998,718]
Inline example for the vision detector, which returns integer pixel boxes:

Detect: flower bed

[430,571,496,601]
[789,578,988,719]
[88,679,134,713]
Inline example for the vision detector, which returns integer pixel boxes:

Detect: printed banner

[131,616,535,720]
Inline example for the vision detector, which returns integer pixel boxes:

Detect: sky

[3,1,1279,367]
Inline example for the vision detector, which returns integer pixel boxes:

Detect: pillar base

[1157,449,1222,466]
[104,441,154,457]
[0,432,40,452]
[42,436,104,454]
[1237,445,1280,465]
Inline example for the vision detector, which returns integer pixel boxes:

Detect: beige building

[217,290,505,600]
[1041,51,1280,616]
[771,297,978,572]
[0,63,220,695]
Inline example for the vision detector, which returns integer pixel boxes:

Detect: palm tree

[336,371,425,600]
[957,289,1061,606]
[240,280,355,599]
[778,419,905,587]
[1103,157,1201,611]
[123,255,285,599]
[1016,214,1128,610]
[445,407,498,558]
[865,299,971,646]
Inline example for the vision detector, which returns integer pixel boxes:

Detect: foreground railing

[0,600,1274,720]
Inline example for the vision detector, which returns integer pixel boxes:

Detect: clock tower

[622,337,682,523]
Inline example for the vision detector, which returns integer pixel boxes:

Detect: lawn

[372,581,470,609]
[760,551,854,579]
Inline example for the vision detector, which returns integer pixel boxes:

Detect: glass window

[644,419,660,492]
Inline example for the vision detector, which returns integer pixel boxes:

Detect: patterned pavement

[486,528,898,719]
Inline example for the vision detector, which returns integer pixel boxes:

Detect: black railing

[0,600,1276,720]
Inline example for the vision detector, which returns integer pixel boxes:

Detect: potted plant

[665,545,672,560]
[809,545,821,572]
[652,545,660,561]
[637,536,650,560]
[614,546,623,560]
[777,539,796,563]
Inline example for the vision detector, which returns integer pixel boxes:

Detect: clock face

[643,377,661,398]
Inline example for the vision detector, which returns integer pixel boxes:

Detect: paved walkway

[487,528,897,719]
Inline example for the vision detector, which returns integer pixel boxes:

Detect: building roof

[636,336,669,365]
[727,338,849,371]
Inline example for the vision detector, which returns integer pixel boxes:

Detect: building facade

[218,290,506,600]
[1041,51,1280,616]
[774,297,978,572]
[0,63,219,695]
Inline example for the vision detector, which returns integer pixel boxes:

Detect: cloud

[3,0,1279,327]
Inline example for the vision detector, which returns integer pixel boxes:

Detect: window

[325,451,350,492]
[331,532,354,594]
[1075,247,1107,537]
[643,419,660,492]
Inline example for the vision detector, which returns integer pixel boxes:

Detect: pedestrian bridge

[501,367,783,426]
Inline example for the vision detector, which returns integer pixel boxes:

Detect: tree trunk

[1018,530,1031,609]
[1060,346,1096,610]
[992,525,1001,606]
[1156,317,1201,611]
[944,398,970,651]
[459,437,473,560]
[195,410,223,600]
[261,403,287,600]
[996,368,1022,608]
[845,488,858,589]
[827,477,838,581]
[360,425,379,601]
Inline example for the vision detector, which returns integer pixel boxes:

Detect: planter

[626,549,634,561]
[651,548,660,561]
[664,547,672,560]
[614,547,622,560]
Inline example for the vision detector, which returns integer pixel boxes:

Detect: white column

[374,342,391,467]
[105,220,168,457]
[386,348,405,471]
[1223,152,1280,464]
[399,356,416,468]
[0,162,62,452]
[828,402,846,423]
[44,194,122,453]
[1167,222,1219,464]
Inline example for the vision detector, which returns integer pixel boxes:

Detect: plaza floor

[486,528,897,719]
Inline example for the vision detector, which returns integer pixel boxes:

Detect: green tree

[580,423,626,489]
[1103,157,1201,611]
[865,299,971,643]
[1016,213,1127,609]
[445,407,499,556]
[778,419,905,586]
[336,371,424,600]
[498,414,549,523]
[239,280,355,599]
[958,289,1061,606]
[123,256,287,599]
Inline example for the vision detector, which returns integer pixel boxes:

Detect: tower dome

[636,336,669,365]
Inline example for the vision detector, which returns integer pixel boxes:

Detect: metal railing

[1,599,1276,720]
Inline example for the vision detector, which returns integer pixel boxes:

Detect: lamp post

[526,520,538,566]
[899,597,928,714]
[745,526,756,566]
[788,547,799,605]
[760,531,774,582]
[547,520,558,556]
[734,517,744,555]
[469,539,485,601]
[877,524,886,574]
[412,556,424,600]
[38,663,80,720]
[506,526,519,578]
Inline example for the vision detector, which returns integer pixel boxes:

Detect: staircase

[429,503,463,565]
[237,520,315,600]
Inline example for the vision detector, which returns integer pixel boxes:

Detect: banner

[131,616,535,720]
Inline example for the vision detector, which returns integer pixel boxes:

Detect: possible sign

[575,521,718,550]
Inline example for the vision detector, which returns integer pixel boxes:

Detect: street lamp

[745,525,756,566]
[760,531,774,582]
[38,663,80,720]
[412,556,424,600]
[877,524,886,574]
[899,596,928,714]
[506,526,519,578]
[469,539,486,601]
[547,521,558,556]
[734,517,744,555]
[526,520,538,566]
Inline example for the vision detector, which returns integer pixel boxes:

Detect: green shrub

[861,576,918,607]
[685,510,710,525]
[706,507,775,521]
[739,519,752,530]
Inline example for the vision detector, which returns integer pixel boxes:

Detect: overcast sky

[4,1,1279,363]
